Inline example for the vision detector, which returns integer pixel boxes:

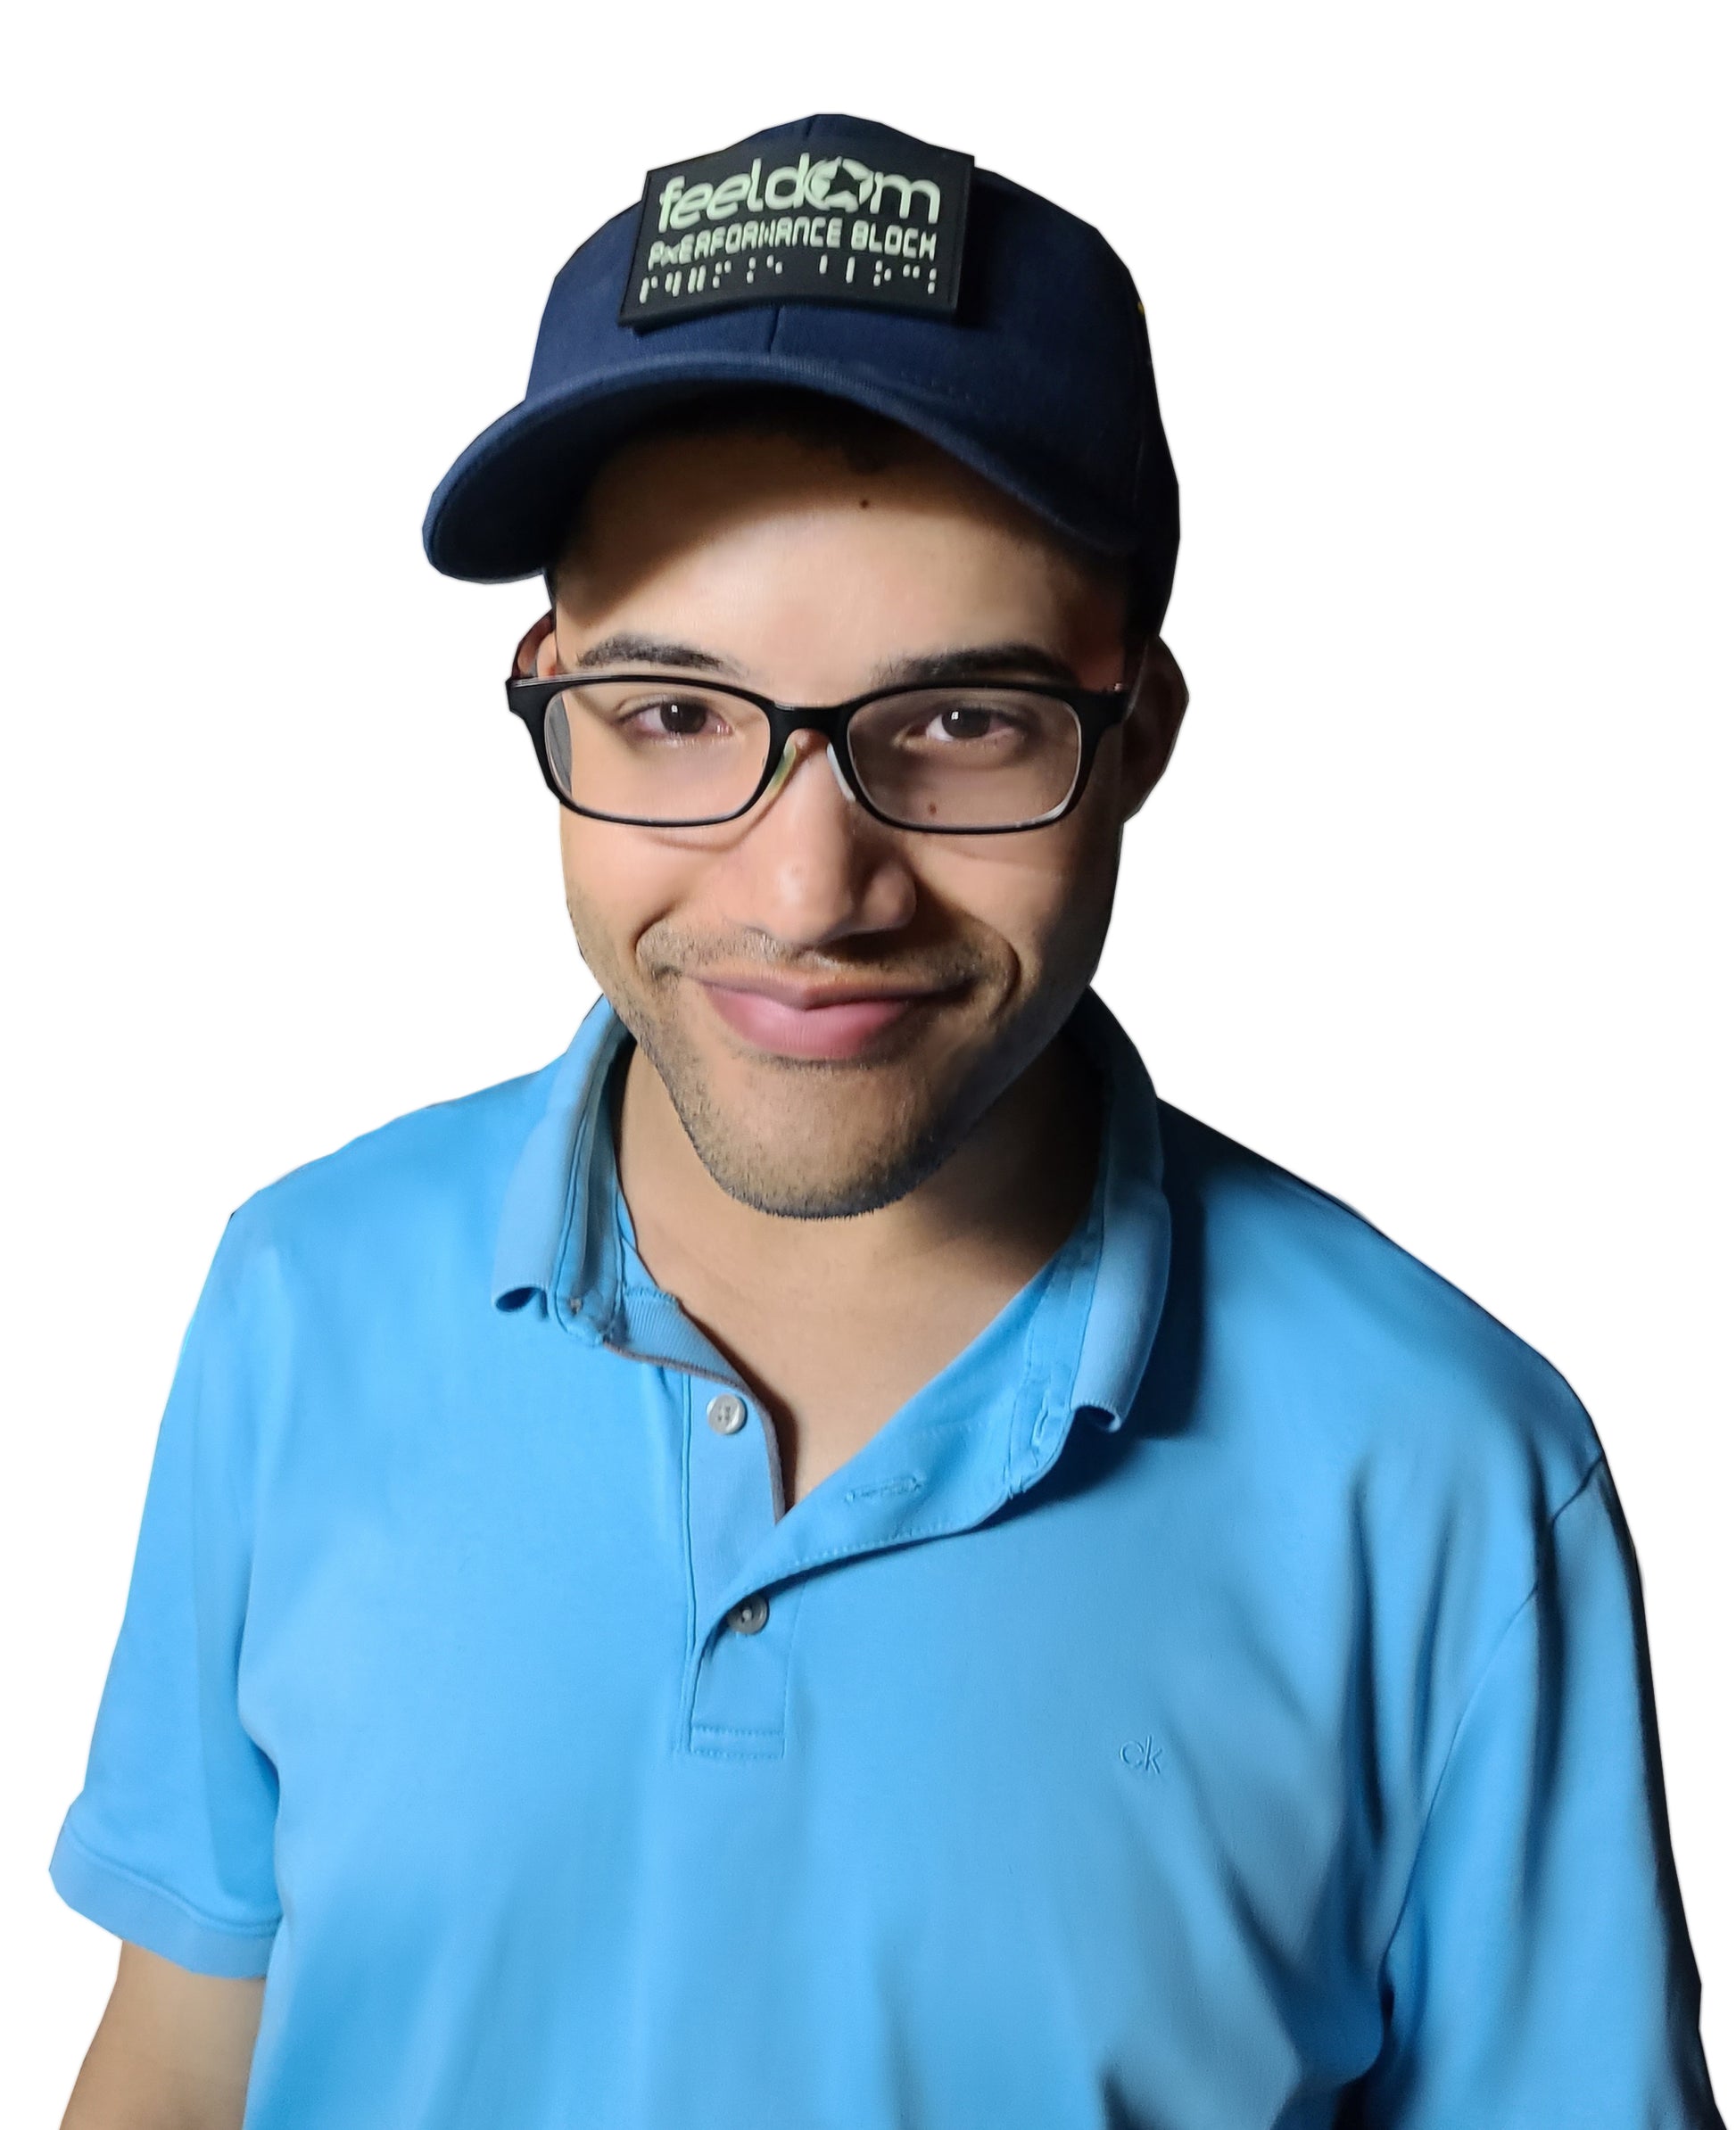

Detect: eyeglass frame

[503,665,1137,835]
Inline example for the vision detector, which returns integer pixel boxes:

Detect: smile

[694,977,947,1061]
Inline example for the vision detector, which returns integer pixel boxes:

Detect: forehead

[555,421,1126,642]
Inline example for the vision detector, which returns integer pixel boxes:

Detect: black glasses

[504,669,1132,834]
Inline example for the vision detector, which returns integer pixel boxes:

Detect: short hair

[544,387,1145,640]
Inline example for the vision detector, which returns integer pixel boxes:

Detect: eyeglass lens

[541,680,1084,830]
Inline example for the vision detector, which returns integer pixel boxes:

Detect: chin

[689,1137,947,1221]
[673,1073,964,1222]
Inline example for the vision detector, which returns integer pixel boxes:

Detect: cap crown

[425,114,1178,622]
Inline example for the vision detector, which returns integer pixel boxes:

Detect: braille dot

[706,1392,748,1436]
[726,1592,770,1636]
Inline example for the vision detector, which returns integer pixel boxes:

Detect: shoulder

[1142,1104,1615,1777]
[211,1056,563,1306]
[1152,1102,1602,1528]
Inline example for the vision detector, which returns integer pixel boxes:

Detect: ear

[1117,636,1189,821]
[511,609,558,679]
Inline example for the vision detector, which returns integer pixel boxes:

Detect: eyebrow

[866,641,1083,689]
[563,635,1082,690]
[568,632,749,677]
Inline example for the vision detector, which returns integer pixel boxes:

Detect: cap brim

[421,350,1139,583]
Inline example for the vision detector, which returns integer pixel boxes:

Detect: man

[54,114,1723,2129]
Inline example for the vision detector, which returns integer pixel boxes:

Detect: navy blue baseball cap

[423,113,1180,626]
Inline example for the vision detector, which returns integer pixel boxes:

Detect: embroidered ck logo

[1120,1734,1165,1775]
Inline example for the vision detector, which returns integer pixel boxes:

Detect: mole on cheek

[859,498,871,509]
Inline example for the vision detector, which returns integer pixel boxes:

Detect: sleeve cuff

[49,1821,278,1978]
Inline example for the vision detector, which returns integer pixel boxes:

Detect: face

[542,422,1184,1218]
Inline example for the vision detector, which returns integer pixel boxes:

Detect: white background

[3,0,1730,2114]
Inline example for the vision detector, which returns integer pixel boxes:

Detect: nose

[718,730,917,950]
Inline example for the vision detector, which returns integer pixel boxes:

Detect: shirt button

[725,1592,770,1636]
[706,1392,748,1436]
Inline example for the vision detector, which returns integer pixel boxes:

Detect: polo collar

[491,997,633,1325]
[492,988,1170,1442]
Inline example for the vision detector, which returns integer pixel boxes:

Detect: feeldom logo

[624,131,971,326]
[657,154,944,236]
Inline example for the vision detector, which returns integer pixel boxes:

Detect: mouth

[693,975,955,1062]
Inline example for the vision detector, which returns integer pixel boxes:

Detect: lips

[696,978,942,1061]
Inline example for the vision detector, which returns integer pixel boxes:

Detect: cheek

[558,814,701,958]
[917,814,1118,979]
[558,817,715,929]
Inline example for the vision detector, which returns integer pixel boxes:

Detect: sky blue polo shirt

[53,993,1722,2129]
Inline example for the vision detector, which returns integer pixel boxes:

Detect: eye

[922,700,1025,743]
[621,694,727,739]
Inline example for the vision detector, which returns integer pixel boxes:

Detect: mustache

[636,922,994,991]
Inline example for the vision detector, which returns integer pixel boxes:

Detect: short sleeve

[1352,1460,1724,2128]
[50,1216,282,1977]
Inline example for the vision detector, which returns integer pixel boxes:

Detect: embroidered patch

[620,130,973,329]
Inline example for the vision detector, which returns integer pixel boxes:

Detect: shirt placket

[606,1276,1079,1763]
[680,1371,801,1756]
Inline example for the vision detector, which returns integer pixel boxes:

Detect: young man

[54,115,1723,2130]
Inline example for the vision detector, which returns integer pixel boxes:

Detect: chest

[235,1339,1391,2126]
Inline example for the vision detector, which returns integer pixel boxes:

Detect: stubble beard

[631,1015,971,1219]
[568,904,1030,1220]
